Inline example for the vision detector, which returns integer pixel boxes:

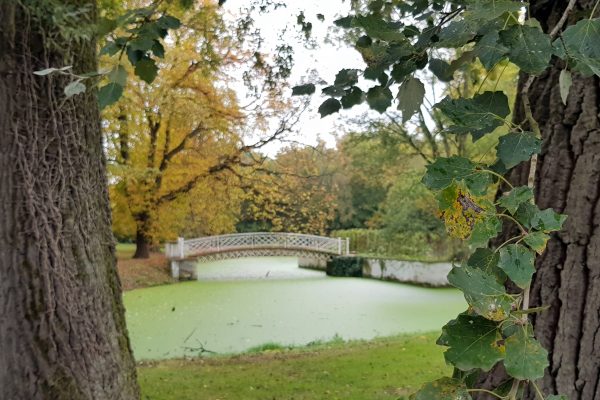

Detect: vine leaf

[435,91,510,141]
[447,265,513,321]
[532,208,567,233]
[341,87,365,108]
[468,248,505,283]
[64,81,86,97]
[318,98,341,117]
[410,377,472,400]
[429,59,454,82]
[397,77,425,122]
[134,57,158,83]
[499,23,552,75]
[469,215,502,248]
[98,82,123,109]
[367,86,393,113]
[465,0,523,22]
[523,231,550,254]
[109,65,128,87]
[422,156,491,195]
[498,244,535,289]
[498,186,534,214]
[439,314,505,371]
[504,329,548,380]
[559,69,572,105]
[474,31,509,70]
[561,18,600,77]
[334,69,360,87]
[496,132,541,169]
[514,202,539,229]
[292,84,316,96]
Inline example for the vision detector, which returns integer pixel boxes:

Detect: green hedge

[326,256,365,277]
[330,229,465,262]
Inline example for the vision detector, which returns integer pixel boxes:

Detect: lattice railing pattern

[165,232,349,259]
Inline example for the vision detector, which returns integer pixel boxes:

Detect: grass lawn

[137,332,449,400]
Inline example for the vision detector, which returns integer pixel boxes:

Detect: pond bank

[303,256,452,287]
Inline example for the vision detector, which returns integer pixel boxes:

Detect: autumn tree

[237,142,338,235]
[104,2,297,258]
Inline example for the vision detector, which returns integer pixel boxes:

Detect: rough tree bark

[479,1,600,399]
[0,2,140,399]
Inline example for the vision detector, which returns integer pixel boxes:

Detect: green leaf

[474,31,509,70]
[352,14,406,43]
[532,208,567,233]
[151,40,165,58]
[467,248,505,283]
[437,183,459,211]
[109,65,127,87]
[465,0,523,22]
[157,15,181,29]
[524,231,550,254]
[129,36,155,52]
[429,59,454,82]
[100,41,121,56]
[498,244,535,288]
[334,69,360,87]
[318,98,341,117]
[496,132,541,169]
[341,87,364,109]
[134,57,158,84]
[469,215,502,248]
[559,69,572,105]
[64,80,86,97]
[561,18,600,77]
[292,84,316,96]
[437,19,477,48]
[397,77,425,122]
[436,91,510,141]
[333,16,353,28]
[411,377,472,400]
[98,82,123,109]
[498,186,534,214]
[499,24,552,75]
[447,265,513,321]
[422,156,491,195]
[366,86,393,113]
[504,329,548,380]
[514,202,539,229]
[440,314,504,371]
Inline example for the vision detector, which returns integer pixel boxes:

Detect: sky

[221,0,371,155]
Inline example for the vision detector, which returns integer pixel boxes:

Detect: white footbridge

[165,232,350,279]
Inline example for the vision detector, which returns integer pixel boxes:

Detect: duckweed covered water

[124,257,465,360]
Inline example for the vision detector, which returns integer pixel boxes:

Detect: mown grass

[116,243,173,291]
[137,332,449,400]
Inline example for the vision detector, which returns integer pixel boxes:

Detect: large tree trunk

[132,212,152,259]
[0,2,140,399]
[479,2,600,399]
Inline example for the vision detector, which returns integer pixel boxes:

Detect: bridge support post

[177,237,185,258]
[170,260,180,279]
[346,238,350,255]
[337,237,342,254]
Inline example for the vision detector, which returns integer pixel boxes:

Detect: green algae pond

[124,257,465,360]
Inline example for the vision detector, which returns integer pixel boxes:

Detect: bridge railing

[165,232,350,259]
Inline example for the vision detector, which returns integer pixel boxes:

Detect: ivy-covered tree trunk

[481,2,600,399]
[0,2,140,399]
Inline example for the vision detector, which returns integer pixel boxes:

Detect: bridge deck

[166,232,350,260]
